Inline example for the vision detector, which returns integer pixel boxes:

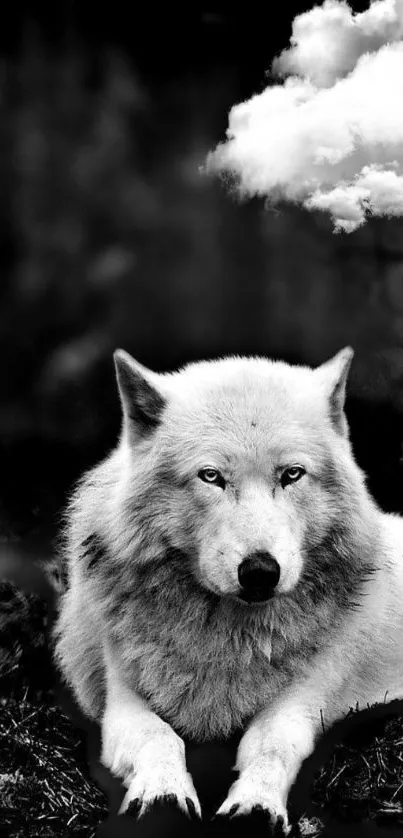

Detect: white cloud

[206,0,403,232]
[274,0,403,87]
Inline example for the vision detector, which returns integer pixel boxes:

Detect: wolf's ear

[114,349,167,433]
[315,347,354,436]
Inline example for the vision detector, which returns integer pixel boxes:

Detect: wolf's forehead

[172,366,318,424]
[164,368,325,462]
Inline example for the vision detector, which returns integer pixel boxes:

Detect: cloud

[274,0,403,87]
[205,0,403,232]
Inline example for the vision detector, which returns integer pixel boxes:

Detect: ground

[0,582,106,837]
[1,570,403,837]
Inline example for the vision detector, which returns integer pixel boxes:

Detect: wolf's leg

[216,696,317,834]
[216,652,354,835]
[216,574,397,835]
[101,641,201,820]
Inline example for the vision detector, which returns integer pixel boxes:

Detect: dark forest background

[0,1,402,545]
[0,4,402,836]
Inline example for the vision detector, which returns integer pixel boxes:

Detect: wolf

[53,347,403,834]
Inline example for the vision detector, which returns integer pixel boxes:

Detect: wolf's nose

[237,552,280,603]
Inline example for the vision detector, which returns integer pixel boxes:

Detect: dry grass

[0,582,107,837]
[312,712,403,827]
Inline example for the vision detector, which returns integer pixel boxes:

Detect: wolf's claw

[125,798,141,818]
[273,814,288,836]
[214,806,292,836]
[125,791,202,822]
[216,774,291,835]
[119,769,202,820]
[186,796,200,820]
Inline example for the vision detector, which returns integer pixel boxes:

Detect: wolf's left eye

[198,467,226,489]
[281,465,306,488]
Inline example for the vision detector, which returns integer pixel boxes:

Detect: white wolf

[53,347,403,834]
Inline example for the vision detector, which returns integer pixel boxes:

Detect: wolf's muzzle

[237,552,280,604]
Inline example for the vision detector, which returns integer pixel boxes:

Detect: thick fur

[53,349,403,831]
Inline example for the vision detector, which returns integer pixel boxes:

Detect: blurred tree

[0,27,402,534]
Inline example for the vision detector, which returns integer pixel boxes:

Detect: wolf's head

[113,348,374,608]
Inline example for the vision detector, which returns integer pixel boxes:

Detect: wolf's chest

[133,634,285,741]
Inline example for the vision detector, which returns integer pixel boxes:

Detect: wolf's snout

[237,552,280,604]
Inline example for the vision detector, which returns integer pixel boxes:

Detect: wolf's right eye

[198,467,226,489]
[281,465,306,488]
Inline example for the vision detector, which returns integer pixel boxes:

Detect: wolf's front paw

[216,773,291,836]
[119,763,202,821]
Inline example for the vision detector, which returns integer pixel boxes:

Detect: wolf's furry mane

[54,437,379,741]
